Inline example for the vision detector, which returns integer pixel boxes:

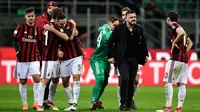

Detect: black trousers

[118,58,138,105]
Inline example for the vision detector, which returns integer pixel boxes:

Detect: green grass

[0,85,199,112]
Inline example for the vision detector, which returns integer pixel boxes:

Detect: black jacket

[108,23,148,65]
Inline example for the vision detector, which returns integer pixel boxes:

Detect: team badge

[14,30,18,34]
[172,25,176,29]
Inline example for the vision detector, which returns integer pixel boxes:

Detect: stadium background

[0,0,200,112]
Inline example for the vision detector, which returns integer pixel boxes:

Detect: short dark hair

[166,10,178,22]
[109,16,119,23]
[25,7,35,14]
[125,10,136,17]
[121,7,131,13]
[52,7,65,20]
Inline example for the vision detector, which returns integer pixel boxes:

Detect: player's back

[90,24,112,62]
[42,22,60,61]
[169,22,188,63]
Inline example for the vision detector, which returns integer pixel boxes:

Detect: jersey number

[97,33,102,47]
[44,31,48,46]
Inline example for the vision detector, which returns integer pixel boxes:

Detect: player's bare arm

[171,27,185,53]
[186,37,193,52]
[173,27,186,44]
[44,24,70,41]
[69,19,77,40]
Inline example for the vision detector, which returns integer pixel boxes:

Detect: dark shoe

[43,102,50,109]
[90,101,104,110]
[119,104,126,111]
[131,99,137,110]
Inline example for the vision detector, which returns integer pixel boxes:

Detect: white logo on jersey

[14,30,18,34]
[60,28,64,32]
[172,25,176,29]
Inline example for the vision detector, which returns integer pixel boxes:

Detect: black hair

[51,7,65,20]
[25,7,35,14]
[125,10,136,17]
[166,10,178,22]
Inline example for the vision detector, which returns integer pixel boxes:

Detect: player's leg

[45,78,59,110]
[175,63,188,112]
[90,61,107,110]
[157,60,174,112]
[60,59,74,111]
[115,67,121,106]
[15,62,29,110]
[133,70,140,96]
[45,61,60,110]
[37,61,53,111]
[29,61,40,109]
[99,62,110,98]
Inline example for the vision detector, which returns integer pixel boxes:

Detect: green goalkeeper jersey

[90,24,112,62]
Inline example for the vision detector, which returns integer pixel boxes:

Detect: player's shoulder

[170,22,180,29]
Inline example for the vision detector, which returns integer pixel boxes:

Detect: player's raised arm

[44,23,69,41]
[186,37,193,52]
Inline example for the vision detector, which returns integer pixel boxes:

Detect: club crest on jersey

[14,30,18,34]
[172,25,176,29]
[66,26,70,29]
[60,28,64,32]
[24,31,27,34]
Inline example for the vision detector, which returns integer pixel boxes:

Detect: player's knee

[73,74,80,81]
[52,78,59,84]
[177,82,184,87]
[19,79,27,85]
[32,75,40,83]
[62,77,70,88]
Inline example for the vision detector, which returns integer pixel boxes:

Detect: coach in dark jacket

[108,10,148,111]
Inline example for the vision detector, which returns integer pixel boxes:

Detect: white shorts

[41,61,60,79]
[60,56,83,77]
[14,61,40,79]
[163,60,188,84]
[115,67,141,76]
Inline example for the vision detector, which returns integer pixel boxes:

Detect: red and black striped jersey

[42,22,61,61]
[13,23,42,62]
[60,21,83,60]
[169,22,188,63]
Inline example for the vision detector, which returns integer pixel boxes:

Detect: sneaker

[162,106,173,112]
[37,105,44,111]
[175,107,182,112]
[22,104,28,110]
[71,103,77,111]
[127,100,137,110]
[33,102,38,109]
[156,106,172,112]
[90,101,104,110]
[118,104,126,111]
[45,100,59,111]
[64,103,73,111]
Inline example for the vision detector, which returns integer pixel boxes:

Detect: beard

[129,21,136,27]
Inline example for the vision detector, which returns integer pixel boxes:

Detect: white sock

[73,81,80,104]
[19,84,27,104]
[37,82,46,106]
[64,86,73,104]
[33,83,39,103]
[48,81,57,102]
[117,86,121,106]
[165,83,173,107]
[178,85,186,108]
[133,84,139,96]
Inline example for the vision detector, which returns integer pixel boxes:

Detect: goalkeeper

[89,16,119,110]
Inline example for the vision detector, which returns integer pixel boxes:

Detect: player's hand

[69,19,76,27]
[83,51,87,60]
[145,56,149,63]
[74,29,79,36]
[108,58,115,64]
[44,23,54,31]
[171,42,180,53]
[57,50,64,58]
